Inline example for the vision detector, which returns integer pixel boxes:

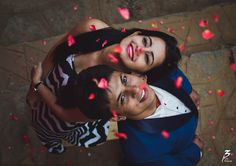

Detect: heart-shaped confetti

[115,132,128,139]
[107,53,119,63]
[161,130,170,139]
[175,76,183,89]
[117,7,130,20]
[97,78,108,89]
[199,19,208,27]
[67,35,75,47]
[202,29,214,40]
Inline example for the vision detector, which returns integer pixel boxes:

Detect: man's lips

[140,88,148,103]
[127,43,134,61]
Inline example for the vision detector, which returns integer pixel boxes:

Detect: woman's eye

[142,37,148,47]
[122,75,127,85]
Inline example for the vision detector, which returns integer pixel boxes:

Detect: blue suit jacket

[118,68,200,166]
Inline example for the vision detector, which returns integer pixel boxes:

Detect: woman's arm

[31,62,90,122]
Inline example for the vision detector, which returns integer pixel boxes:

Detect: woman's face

[119,32,166,72]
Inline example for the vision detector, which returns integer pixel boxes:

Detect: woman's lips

[127,44,134,61]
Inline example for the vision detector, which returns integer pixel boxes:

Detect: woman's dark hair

[53,27,181,74]
[57,65,115,120]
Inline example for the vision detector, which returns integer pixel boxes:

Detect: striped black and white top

[31,55,110,153]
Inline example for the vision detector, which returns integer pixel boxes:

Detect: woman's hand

[31,62,43,86]
[190,89,200,109]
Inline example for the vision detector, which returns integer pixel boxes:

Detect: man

[75,65,203,166]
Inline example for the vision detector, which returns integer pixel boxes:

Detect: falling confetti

[230,63,236,71]
[217,89,224,97]
[199,19,208,27]
[121,27,126,33]
[9,114,18,121]
[212,15,219,23]
[175,76,183,89]
[22,134,30,145]
[212,135,216,140]
[208,90,213,95]
[161,130,170,139]
[202,29,214,40]
[115,132,128,139]
[73,5,78,11]
[42,40,47,46]
[117,7,130,20]
[89,25,96,31]
[102,40,108,47]
[178,43,185,53]
[67,35,75,47]
[97,78,108,89]
[88,93,95,100]
[167,28,175,33]
[113,45,122,53]
[112,111,117,118]
[107,53,119,63]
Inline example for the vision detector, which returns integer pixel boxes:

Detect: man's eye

[142,37,148,47]
[122,75,127,85]
[120,94,126,104]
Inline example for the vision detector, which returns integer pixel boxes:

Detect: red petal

[22,134,30,145]
[217,89,224,97]
[230,63,236,71]
[117,7,130,20]
[161,130,170,139]
[115,132,128,139]
[67,35,75,46]
[202,29,214,40]
[175,76,183,89]
[112,111,117,118]
[107,53,119,63]
[97,78,108,89]
[178,43,185,53]
[9,114,18,121]
[102,40,108,47]
[199,19,208,27]
[113,45,122,53]
[89,25,96,31]
[212,15,219,23]
[121,27,126,33]
[88,93,95,100]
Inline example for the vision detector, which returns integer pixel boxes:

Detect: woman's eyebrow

[148,36,152,46]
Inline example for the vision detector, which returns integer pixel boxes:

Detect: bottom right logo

[222,150,233,163]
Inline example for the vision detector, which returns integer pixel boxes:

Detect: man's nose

[125,86,139,97]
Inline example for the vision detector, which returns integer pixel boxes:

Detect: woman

[27,18,199,153]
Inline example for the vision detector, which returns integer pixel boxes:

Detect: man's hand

[193,135,204,150]
[190,89,200,109]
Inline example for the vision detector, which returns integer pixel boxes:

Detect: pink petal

[202,29,214,40]
[89,25,96,31]
[67,35,75,47]
[217,89,224,97]
[96,38,100,42]
[42,40,47,46]
[113,45,122,53]
[138,20,143,23]
[212,15,219,23]
[212,135,216,140]
[22,134,30,145]
[175,76,183,89]
[107,53,119,63]
[230,63,236,71]
[178,43,185,53]
[167,28,175,33]
[115,132,128,139]
[199,19,208,27]
[97,78,108,89]
[73,5,78,11]
[208,120,215,125]
[88,93,95,100]
[121,27,126,33]
[161,130,170,139]
[208,90,213,95]
[102,40,108,47]
[117,7,130,20]
[159,20,164,25]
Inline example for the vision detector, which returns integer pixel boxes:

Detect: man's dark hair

[58,65,115,120]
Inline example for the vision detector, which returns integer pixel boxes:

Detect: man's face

[107,71,157,120]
